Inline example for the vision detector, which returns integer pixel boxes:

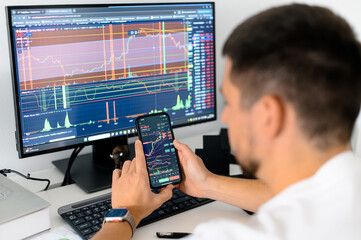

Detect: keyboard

[58,188,213,240]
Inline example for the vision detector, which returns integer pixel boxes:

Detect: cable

[0,168,50,191]
[61,146,84,187]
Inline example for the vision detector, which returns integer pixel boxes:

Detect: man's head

[221,4,361,178]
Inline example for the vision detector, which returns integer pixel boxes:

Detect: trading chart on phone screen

[138,114,181,188]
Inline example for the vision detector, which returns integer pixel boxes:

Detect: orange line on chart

[122,24,127,78]
[24,65,188,90]
[159,22,163,74]
[106,101,109,124]
[113,101,116,122]
[102,25,108,81]
[109,25,116,80]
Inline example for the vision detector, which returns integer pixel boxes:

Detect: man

[93,4,361,239]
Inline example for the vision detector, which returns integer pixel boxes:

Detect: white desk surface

[32,164,246,240]
[10,132,249,239]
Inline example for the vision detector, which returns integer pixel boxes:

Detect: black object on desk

[156,232,191,238]
[195,128,232,176]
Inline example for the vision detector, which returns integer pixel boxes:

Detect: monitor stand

[53,137,135,193]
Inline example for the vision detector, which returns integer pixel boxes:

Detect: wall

[0,0,360,173]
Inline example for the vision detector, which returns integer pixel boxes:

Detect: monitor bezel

[6,2,217,158]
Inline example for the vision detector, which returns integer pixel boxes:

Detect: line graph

[147,155,172,170]
[21,87,192,135]
[138,115,180,183]
[16,22,189,91]
[143,131,168,157]
[20,72,188,112]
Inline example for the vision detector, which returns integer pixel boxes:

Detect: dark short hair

[223,4,361,149]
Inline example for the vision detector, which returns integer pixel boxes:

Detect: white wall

[1,0,360,173]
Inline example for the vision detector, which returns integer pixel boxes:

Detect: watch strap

[103,208,137,237]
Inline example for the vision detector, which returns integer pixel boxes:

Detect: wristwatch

[103,208,137,236]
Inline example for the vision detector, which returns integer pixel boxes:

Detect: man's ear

[254,95,285,139]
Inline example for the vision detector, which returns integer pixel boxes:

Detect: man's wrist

[103,208,137,236]
[127,207,143,226]
[201,172,217,199]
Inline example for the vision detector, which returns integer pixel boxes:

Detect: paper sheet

[30,227,83,240]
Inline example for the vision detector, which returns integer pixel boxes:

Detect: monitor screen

[7,2,216,158]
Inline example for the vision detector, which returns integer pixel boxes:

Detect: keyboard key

[100,205,108,211]
[81,228,93,235]
[184,201,192,207]
[174,195,191,204]
[85,210,93,215]
[93,207,101,213]
[177,191,186,197]
[157,209,165,216]
[91,219,101,226]
[166,201,174,207]
[65,211,73,216]
[172,193,180,199]
[85,216,93,221]
[72,218,85,225]
[195,197,208,202]
[171,206,179,211]
[78,222,92,230]
[92,226,101,232]
[68,215,77,221]
[86,233,96,239]
[76,212,85,218]
[164,207,172,213]
[190,199,197,205]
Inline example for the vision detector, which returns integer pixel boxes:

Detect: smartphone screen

[136,113,182,189]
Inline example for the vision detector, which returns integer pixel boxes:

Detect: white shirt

[187,151,361,240]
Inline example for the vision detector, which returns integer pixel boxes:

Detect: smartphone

[135,112,182,189]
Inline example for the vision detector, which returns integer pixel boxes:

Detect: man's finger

[173,139,191,153]
[112,169,121,185]
[122,160,132,174]
[157,184,175,203]
[135,139,147,174]
[129,157,137,173]
[174,139,193,163]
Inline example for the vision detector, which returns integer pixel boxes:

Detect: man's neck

[261,142,350,196]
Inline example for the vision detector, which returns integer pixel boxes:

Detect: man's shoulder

[253,151,361,239]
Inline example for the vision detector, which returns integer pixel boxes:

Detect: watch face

[105,208,128,217]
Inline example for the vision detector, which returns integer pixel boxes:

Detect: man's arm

[174,140,272,213]
[205,175,271,212]
[92,140,174,240]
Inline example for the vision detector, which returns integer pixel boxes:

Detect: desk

[22,164,245,240]
[10,132,248,239]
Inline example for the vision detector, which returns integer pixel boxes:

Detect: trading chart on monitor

[8,3,215,154]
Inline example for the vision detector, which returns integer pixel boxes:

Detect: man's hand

[174,140,214,198]
[111,139,174,225]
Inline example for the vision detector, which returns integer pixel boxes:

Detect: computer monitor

[6,2,216,192]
